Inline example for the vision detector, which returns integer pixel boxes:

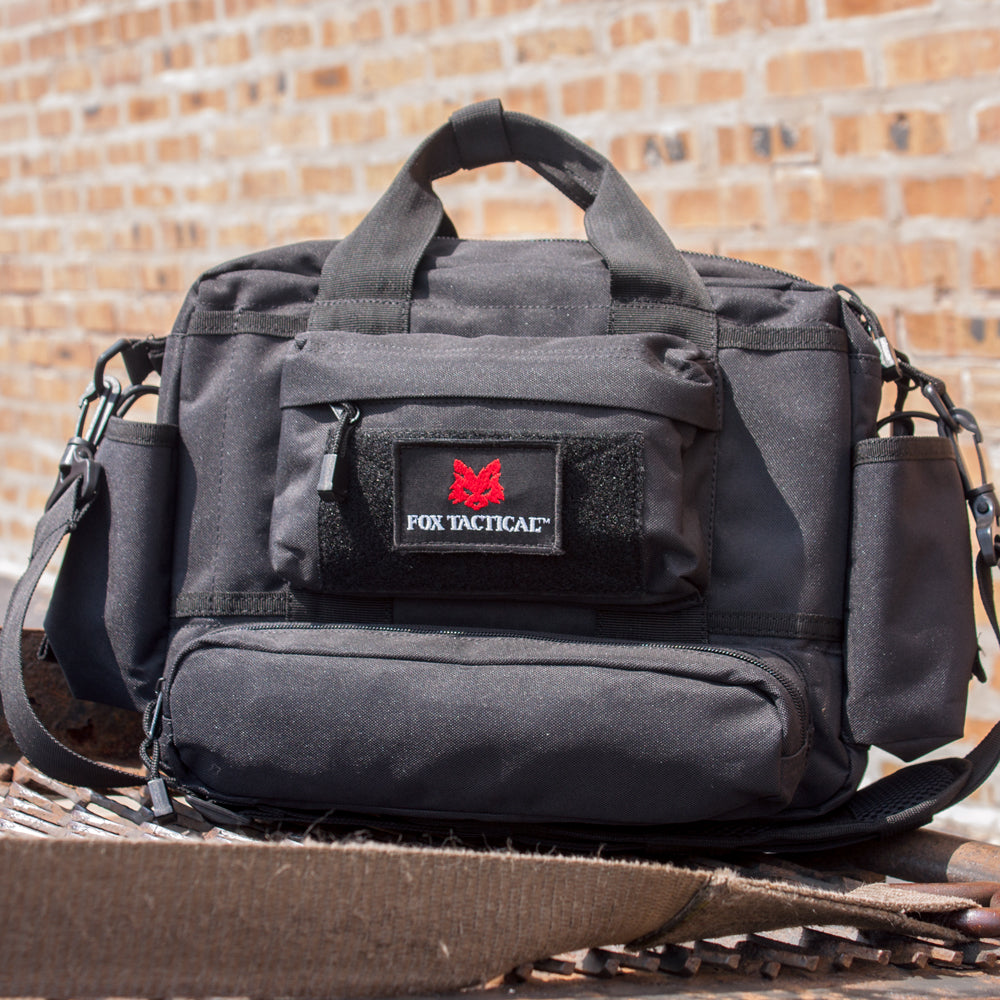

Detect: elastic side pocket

[45,416,178,711]
[845,435,977,760]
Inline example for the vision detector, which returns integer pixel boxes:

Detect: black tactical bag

[3,101,999,850]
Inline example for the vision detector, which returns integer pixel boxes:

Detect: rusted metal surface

[801,829,1000,885]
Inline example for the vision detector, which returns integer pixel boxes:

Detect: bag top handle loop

[307,100,715,348]
[451,98,513,170]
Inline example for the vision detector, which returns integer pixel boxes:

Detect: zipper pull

[834,284,901,380]
[140,681,176,821]
[317,402,360,501]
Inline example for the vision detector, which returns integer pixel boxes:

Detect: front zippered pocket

[160,624,810,825]
[270,330,719,603]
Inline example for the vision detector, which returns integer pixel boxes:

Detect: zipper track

[173,620,808,739]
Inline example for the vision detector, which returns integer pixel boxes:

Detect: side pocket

[45,416,178,711]
[845,435,977,760]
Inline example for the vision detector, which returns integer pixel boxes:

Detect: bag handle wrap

[307,99,715,348]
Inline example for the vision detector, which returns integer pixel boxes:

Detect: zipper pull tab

[834,284,902,380]
[140,681,176,821]
[317,402,360,501]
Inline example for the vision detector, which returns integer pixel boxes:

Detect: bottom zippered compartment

[161,625,810,825]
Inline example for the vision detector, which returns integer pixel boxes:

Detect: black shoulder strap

[0,482,138,788]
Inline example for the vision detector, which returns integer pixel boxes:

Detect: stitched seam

[210,336,238,596]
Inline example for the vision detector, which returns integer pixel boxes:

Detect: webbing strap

[0,483,138,788]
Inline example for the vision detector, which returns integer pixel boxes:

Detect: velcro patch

[394,440,562,554]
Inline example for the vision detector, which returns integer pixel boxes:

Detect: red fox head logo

[449,459,504,511]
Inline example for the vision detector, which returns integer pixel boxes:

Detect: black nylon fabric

[162,625,807,825]
[10,102,995,851]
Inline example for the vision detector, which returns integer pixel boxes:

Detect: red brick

[610,10,689,47]
[0,115,30,143]
[434,39,503,75]
[160,220,207,250]
[82,104,119,132]
[114,223,156,252]
[696,69,744,102]
[468,0,536,14]
[398,100,464,135]
[55,64,93,93]
[76,300,118,334]
[827,0,930,14]
[483,197,561,235]
[240,168,291,199]
[24,229,61,254]
[978,106,1000,144]
[486,85,549,118]
[70,15,117,50]
[99,51,143,86]
[899,240,959,291]
[259,23,313,52]
[38,109,72,137]
[118,7,162,42]
[666,184,765,229]
[832,111,948,156]
[393,0,459,33]
[0,40,21,68]
[615,73,643,112]
[885,30,1000,85]
[710,0,808,34]
[107,141,147,166]
[295,65,351,99]
[169,0,217,29]
[28,28,68,60]
[778,177,885,223]
[42,186,80,214]
[61,147,100,173]
[19,153,57,178]
[128,95,170,123]
[87,185,125,213]
[152,43,194,74]
[185,180,229,203]
[121,301,182,337]
[157,135,201,162]
[0,264,43,294]
[322,9,385,46]
[272,113,320,147]
[766,48,868,95]
[133,184,175,209]
[219,223,267,248]
[562,78,606,115]
[329,108,386,143]
[611,131,694,171]
[214,125,263,157]
[972,247,1000,291]
[362,53,425,89]
[180,89,227,114]
[95,263,135,291]
[902,176,970,218]
[515,27,593,62]
[1,191,34,215]
[718,123,815,165]
[140,265,185,293]
[204,33,251,65]
[235,75,285,109]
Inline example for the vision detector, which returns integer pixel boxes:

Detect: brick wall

[1,0,1000,827]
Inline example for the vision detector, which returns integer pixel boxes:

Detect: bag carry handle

[307,99,715,347]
